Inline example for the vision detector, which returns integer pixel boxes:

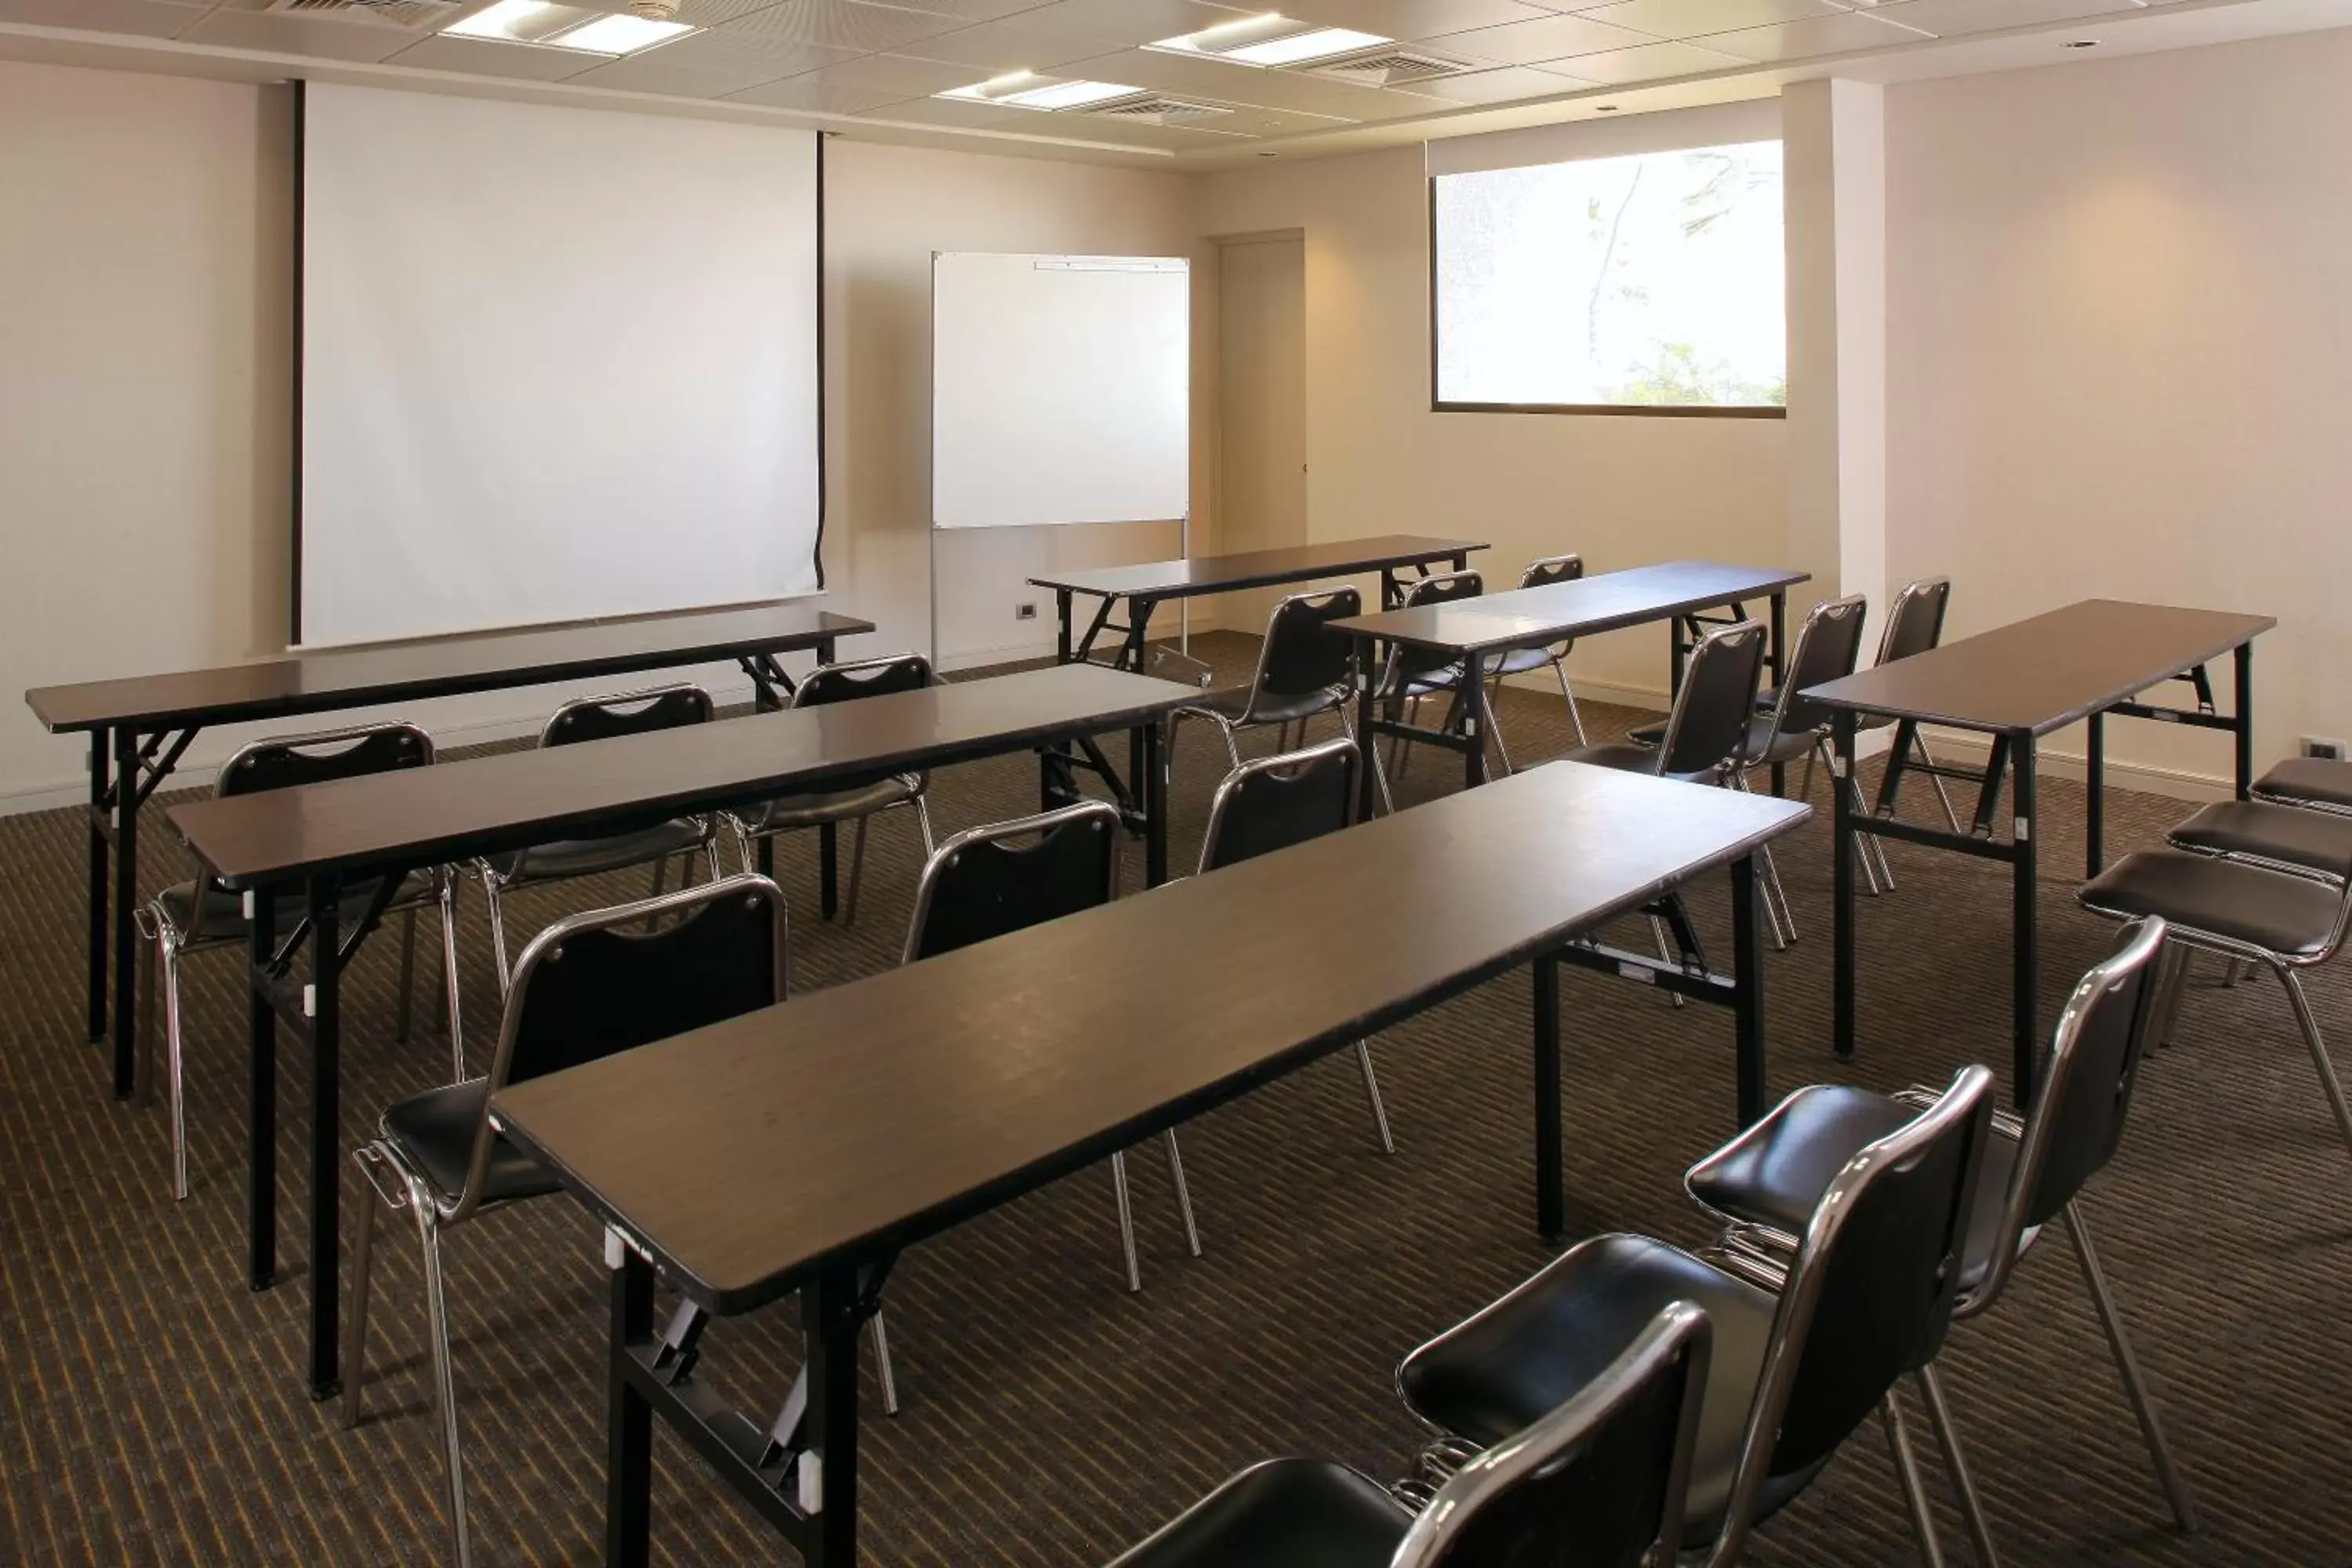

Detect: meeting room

[4,0,2349,1562]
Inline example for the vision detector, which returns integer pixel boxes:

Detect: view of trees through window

[1434,140,1786,410]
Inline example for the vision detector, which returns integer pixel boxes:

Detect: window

[1432,140,1786,414]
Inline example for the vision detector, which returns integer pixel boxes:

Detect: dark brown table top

[491,760,1810,1316]
[1801,599,2275,736]
[1027,535,1488,601]
[1330,560,1810,656]
[167,664,1194,888]
[26,600,873,734]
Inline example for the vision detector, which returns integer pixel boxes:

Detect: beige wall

[0,58,1208,807]
[1198,142,1791,704]
[1886,28,2352,791]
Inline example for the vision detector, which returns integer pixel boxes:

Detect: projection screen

[297,83,822,646]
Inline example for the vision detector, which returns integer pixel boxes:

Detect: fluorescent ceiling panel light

[938,71,1047,102]
[1002,78,1142,109]
[444,0,594,44]
[545,12,695,53]
[1221,26,1388,64]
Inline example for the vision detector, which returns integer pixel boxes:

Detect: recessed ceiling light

[2062,37,2100,46]
[1003,78,1143,110]
[1152,15,1395,67]
[546,12,694,53]
[445,0,592,44]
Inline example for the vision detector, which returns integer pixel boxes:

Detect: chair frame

[139,719,459,1201]
[1483,552,1592,768]
[476,681,722,992]
[1171,586,1374,802]
[1731,593,1870,948]
[1376,568,1483,790]
[1858,576,1962,882]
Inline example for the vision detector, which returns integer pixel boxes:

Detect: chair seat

[1685,1083,2021,1300]
[485,818,708,884]
[1487,644,1565,680]
[2080,848,2343,959]
[1626,714,1806,768]
[735,776,918,836]
[2253,757,2352,814]
[381,1080,562,1208]
[154,870,436,946]
[1106,1458,1411,1568]
[1559,746,1716,787]
[1182,684,1342,728]
[2169,800,2352,880]
[1398,1232,1805,1544]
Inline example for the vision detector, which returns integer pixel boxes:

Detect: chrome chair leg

[2064,1203,2198,1530]
[912,795,938,858]
[1356,1042,1396,1154]
[1648,913,1686,1010]
[2151,943,2192,1048]
[1913,731,1965,835]
[1164,1131,1203,1258]
[868,1312,901,1417]
[1486,683,1519,777]
[410,1178,472,1568]
[1882,1391,1949,1568]
[342,1151,388,1432]
[1917,1366,2000,1567]
[1820,740,1891,895]
[1218,720,1244,770]
[1109,1151,1142,1293]
[162,938,191,1201]
[1758,844,1794,950]
[1552,658,1589,747]
[1338,704,1395,815]
[439,877,467,1081]
[395,906,417,1044]
[843,814,872,927]
[137,923,157,1108]
[2280,965,2352,1163]
[481,869,515,997]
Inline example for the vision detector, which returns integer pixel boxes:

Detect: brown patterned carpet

[2,629,2348,1566]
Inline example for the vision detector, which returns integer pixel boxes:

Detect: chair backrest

[1712,1064,1994,1565]
[1518,553,1585,656]
[1876,577,1951,667]
[1984,916,2169,1298]
[1654,620,1769,780]
[1386,571,1483,690]
[466,873,787,1213]
[903,800,1121,963]
[789,652,933,710]
[1766,595,1871,741]
[541,683,713,748]
[1245,587,1363,715]
[1198,737,1358,875]
[1392,1302,1711,1568]
[216,720,434,799]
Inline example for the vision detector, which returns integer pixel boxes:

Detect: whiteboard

[299,84,821,646]
[931,252,1189,532]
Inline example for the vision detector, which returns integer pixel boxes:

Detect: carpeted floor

[2,629,2348,1566]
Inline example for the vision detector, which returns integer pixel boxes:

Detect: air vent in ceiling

[1308,49,1472,88]
[269,0,459,27]
[1087,96,1236,126]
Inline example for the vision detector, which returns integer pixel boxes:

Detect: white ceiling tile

[1429,12,1662,64]
[1274,0,1563,36]
[848,91,1034,126]
[1577,0,1845,40]
[794,49,989,92]
[0,0,192,36]
[667,0,816,23]
[902,13,1150,71]
[892,0,1065,19]
[720,0,969,51]
[1697,9,1929,55]
[1862,0,2142,34]
[175,7,419,60]
[1534,37,1744,77]
[1015,0,1252,47]
[557,24,855,93]
[1403,60,1598,101]
[725,68,911,111]
[383,33,608,78]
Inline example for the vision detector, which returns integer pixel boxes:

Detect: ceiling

[4,0,2350,165]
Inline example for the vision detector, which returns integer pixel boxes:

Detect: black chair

[1198,736,1392,1152]
[1172,587,1365,775]
[343,875,876,1568]
[474,683,719,991]
[905,800,1201,1290]
[140,720,457,1200]
[729,652,936,927]
[1685,919,2192,1560]
[1369,569,1481,799]
[1105,1301,1711,1568]
[2251,755,2352,816]
[1728,593,1871,946]
[1483,553,1591,763]
[1397,1065,1994,1566]
[1858,575,1962,858]
[2079,832,2352,1174]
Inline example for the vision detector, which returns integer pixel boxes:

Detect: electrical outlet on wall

[1015,602,1038,622]
[2302,736,2347,761]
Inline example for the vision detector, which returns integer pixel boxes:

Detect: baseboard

[1919,728,2230,804]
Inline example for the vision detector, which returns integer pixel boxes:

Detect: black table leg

[1055,589,1073,664]
[309,875,343,1400]
[2012,735,2038,1109]
[1833,710,1857,1062]
[1381,569,1401,610]
[2234,641,2255,799]
[86,728,110,1043]
[2085,711,2105,877]
[249,888,278,1292]
[818,827,837,919]
[1139,718,1167,887]
[111,725,140,1098]
[607,1240,655,1568]
[1731,853,1766,1127]
[804,1262,864,1568]
[1769,590,1788,798]
[1462,651,1490,790]
[1534,953,1563,1240]
[1353,638,1379,822]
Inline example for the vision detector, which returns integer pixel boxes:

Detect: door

[1218,236,1306,637]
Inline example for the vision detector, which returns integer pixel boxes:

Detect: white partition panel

[299,83,821,646]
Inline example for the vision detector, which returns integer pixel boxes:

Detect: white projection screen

[298,83,822,646]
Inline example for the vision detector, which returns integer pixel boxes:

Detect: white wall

[0,59,1210,808]
[1886,27,2352,791]
[1198,143,1790,705]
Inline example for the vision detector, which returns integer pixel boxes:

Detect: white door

[1218,236,1307,637]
